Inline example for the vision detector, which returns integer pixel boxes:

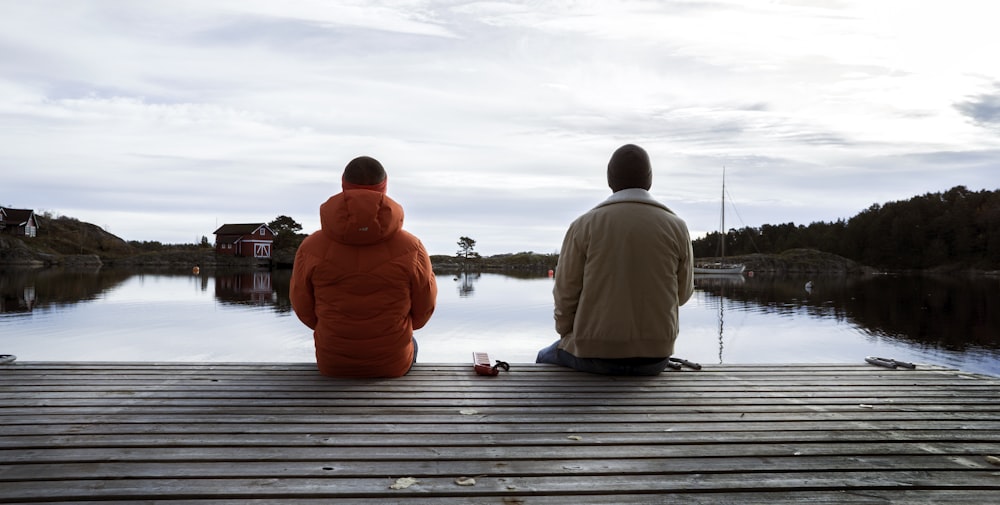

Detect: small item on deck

[669,357,702,370]
[0,354,16,365]
[473,352,509,376]
[454,476,476,486]
[865,356,916,369]
[389,477,419,489]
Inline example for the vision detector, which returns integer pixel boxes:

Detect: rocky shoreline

[708,249,877,275]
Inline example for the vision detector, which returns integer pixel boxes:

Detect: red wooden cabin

[212,223,275,258]
[0,208,39,238]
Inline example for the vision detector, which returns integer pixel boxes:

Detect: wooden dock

[2,361,999,504]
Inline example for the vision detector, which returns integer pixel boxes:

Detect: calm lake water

[2,268,998,376]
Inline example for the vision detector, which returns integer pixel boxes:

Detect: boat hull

[694,264,746,275]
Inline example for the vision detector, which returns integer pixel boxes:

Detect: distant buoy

[192,266,200,275]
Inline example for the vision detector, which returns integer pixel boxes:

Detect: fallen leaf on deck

[454,476,476,486]
[567,435,583,441]
[389,477,419,489]
[986,455,1000,466]
[459,409,479,415]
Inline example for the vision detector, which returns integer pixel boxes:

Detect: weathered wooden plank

[16,490,999,505]
[1,454,993,482]
[2,442,997,465]
[3,404,997,419]
[1,470,997,502]
[8,383,989,393]
[5,423,1000,440]
[3,409,997,426]
[0,362,979,377]
[2,388,983,401]
[3,398,998,417]
[0,367,983,381]
[4,382,994,395]
[4,428,1000,450]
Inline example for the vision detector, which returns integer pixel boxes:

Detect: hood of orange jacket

[321,189,403,245]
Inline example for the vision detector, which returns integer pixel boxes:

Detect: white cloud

[1,0,998,256]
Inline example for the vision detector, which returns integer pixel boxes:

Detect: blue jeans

[535,340,670,376]
[397,338,419,375]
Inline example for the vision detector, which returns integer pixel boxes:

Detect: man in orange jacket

[290,156,437,377]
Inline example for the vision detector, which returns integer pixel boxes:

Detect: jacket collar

[594,188,674,214]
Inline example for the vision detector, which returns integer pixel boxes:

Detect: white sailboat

[694,167,746,275]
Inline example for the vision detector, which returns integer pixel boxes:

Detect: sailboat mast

[720,166,726,259]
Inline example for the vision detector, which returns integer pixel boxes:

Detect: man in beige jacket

[536,144,695,375]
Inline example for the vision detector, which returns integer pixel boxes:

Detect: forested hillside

[693,186,1000,270]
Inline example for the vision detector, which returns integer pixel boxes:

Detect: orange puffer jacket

[290,189,437,378]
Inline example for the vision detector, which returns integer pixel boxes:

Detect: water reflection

[1,279,34,313]
[849,274,999,351]
[694,273,1000,360]
[693,274,743,364]
[6,268,997,357]
[214,270,293,313]
[1,268,997,375]
[453,271,480,297]
[0,267,295,315]
[0,267,132,314]
[216,270,272,305]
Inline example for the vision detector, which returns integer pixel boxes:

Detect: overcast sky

[2,1,998,256]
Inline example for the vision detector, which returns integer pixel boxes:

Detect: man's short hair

[343,156,387,185]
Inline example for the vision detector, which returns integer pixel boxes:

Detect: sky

[1,1,998,257]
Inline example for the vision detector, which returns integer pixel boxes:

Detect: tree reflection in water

[453,271,480,298]
[695,272,1000,358]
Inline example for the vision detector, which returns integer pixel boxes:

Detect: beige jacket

[553,188,694,358]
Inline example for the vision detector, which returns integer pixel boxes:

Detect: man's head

[343,156,387,185]
[607,144,652,192]
[342,156,388,193]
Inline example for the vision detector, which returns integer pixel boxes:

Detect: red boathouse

[213,223,275,259]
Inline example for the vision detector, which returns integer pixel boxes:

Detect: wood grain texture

[2,362,998,503]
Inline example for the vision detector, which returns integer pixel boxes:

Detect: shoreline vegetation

[0,215,860,274]
[2,191,998,276]
[1,226,993,277]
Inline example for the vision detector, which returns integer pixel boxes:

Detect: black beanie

[607,144,652,192]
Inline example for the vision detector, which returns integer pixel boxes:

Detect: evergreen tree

[690,186,1000,270]
[268,215,305,250]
